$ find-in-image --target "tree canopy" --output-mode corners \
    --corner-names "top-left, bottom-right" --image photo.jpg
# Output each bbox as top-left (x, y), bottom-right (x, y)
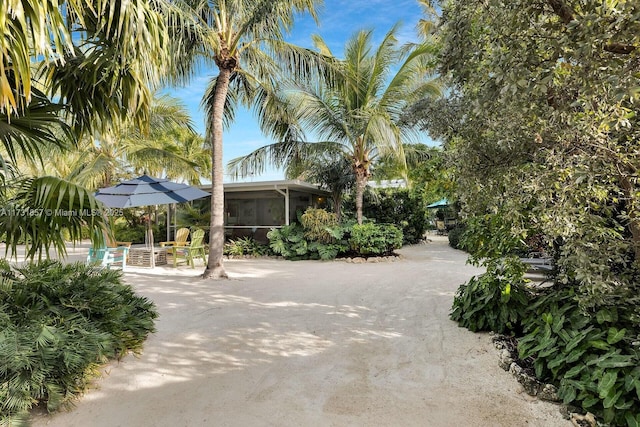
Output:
top-left (431, 0), bottom-right (640, 307)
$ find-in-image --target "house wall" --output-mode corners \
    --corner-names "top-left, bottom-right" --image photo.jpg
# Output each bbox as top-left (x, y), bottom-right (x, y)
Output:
top-left (224, 189), bottom-right (328, 242)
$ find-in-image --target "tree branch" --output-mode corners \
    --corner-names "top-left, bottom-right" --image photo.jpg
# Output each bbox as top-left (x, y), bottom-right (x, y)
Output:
top-left (604, 42), bottom-right (636, 55)
top-left (547, 0), bottom-right (574, 24)
top-left (547, 1), bottom-right (636, 55)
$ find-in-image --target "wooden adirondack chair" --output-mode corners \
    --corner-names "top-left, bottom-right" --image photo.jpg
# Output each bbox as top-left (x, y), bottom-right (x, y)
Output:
top-left (87, 230), bottom-right (129, 270)
top-left (170, 229), bottom-right (207, 268)
top-left (160, 227), bottom-right (190, 248)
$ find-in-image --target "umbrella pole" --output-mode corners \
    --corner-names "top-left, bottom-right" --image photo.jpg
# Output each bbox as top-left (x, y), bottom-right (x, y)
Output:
top-left (145, 206), bottom-right (155, 268)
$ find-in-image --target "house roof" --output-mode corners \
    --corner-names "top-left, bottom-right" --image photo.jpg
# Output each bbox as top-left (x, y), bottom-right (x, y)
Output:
top-left (202, 180), bottom-right (330, 195)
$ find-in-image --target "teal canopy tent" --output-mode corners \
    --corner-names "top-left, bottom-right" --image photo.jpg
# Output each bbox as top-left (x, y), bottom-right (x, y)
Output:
top-left (426, 198), bottom-right (449, 209)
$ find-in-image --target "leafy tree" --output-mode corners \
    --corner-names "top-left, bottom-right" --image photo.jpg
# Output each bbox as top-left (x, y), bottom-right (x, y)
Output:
top-left (228, 26), bottom-right (441, 225)
top-left (172, 0), bottom-right (327, 279)
top-left (431, 0), bottom-right (640, 308)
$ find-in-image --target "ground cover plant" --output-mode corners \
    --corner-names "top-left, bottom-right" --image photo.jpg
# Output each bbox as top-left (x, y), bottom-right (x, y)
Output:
top-left (0, 261), bottom-right (157, 425)
top-left (223, 236), bottom-right (270, 257)
top-left (518, 287), bottom-right (640, 426)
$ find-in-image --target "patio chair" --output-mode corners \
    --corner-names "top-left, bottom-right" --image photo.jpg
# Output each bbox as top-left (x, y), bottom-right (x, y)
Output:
top-left (160, 227), bottom-right (190, 248)
top-left (436, 220), bottom-right (447, 235)
top-left (87, 244), bottom-right (129, 271)
top-left (170, 229), bottom-right (207, 268)
top-left (106, 234), bottom-right (132, 249)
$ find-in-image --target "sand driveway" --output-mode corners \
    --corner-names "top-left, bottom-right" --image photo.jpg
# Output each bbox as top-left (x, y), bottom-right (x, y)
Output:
top-left (32, 235), bottom-right (568, 426)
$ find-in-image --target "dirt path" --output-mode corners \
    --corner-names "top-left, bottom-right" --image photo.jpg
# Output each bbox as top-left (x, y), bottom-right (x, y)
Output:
top-left (32, 236), bottom-right (569, 426)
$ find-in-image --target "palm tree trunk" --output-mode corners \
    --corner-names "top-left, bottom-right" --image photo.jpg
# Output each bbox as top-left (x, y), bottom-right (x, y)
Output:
top-left (332, 193), bottom-right (342, 222)
top-left (202, 68), bottom-right (231, 279)
top-left (355, 172), bottom-right (367, 225)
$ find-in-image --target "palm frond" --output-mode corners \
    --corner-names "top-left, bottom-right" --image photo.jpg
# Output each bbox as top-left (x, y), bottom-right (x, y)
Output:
top-left (227, 140), bottom-right (343, 180)
top-left (0, 83), bottom-right (71, 164)
top-left (1, 176), bottom-right (108, 260)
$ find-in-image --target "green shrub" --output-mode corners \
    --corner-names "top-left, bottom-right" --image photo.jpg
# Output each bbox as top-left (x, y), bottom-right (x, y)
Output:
top-left (224, 236), bottom-right (269, 257)
top-left (518, 286), bottom-right (640, 426)
top-left (267, 224), bottom-right (307, 260)
top-left (300, 208), bottom-right (338, 243)
top-left (447, 223), bottom-right (467, 250)
top-left (450, 259), bottom-right (531, 334)
top-left (268, 213), bottom-right (403, 260)
top-left (267, 224), bottom-right (349, 260)
top-left (348, 223), bottom-right (403, 256)
top-left (358, 188), bottom-right (429, 244)
top-left (0, 261), bottom-right (157, 423)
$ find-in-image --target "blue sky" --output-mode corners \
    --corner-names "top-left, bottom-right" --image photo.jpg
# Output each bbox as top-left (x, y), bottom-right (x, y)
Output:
top-left (167, 0), bottom-right (430, 182)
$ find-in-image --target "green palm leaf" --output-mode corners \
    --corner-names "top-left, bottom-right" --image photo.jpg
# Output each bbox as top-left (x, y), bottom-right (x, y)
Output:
top-left (1, 177), bottom-right (108, 260)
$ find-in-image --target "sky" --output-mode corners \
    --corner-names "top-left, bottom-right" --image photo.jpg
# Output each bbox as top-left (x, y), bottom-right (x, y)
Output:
top-left (166, 0), bottom-right (430, 182)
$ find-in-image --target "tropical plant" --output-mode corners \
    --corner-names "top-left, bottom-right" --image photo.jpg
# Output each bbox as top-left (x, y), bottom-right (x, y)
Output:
top-left (0, 176), bottom-right (108, 260)
top-left (300, 208), bottom-right (338, 243)
top-left (450, 259), bottom-right (532, 334)
top-left (358, 187), bottom-right (429, 244)
top-left (228, 26), bottom-right (441, 226)
top-left (348, 222), bottom-right (403, 256)
top-left (223, 236), bottom-right (269, 257)
top-left (434, 0), bottom-right (640, 309)
top-left (267, 220), bottom-right (350, 261)
top-left (0, 261), bottom-right (157, 423)
top-left (169, 0), bottom-right (328, 279)
top-left (0, 0), bottom-right (185, 257)
top-left (17, 94), bottom-right (208, 190)
top-left (434, 2), bottom-right (640, 423)
top-left (518, 286), bottom-right (640, 426)
top-left (289, 152), bottom-right (355, 221)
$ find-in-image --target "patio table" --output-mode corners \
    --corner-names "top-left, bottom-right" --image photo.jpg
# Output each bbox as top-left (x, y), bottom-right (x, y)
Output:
top-left (128, 245), bottom-right (167, 267)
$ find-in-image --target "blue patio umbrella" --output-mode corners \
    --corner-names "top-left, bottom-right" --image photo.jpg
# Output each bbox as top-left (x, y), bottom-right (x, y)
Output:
top-left (426, 198), bottom-right (449, 209)
top-left (95, 174), bottom-right (210, 208)
top-left (95, 175), bottom-right (210, 246)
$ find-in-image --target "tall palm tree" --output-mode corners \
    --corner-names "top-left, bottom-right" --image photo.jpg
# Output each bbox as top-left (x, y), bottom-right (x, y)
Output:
top-left (173, 0), bottom-right (325, 279)
top-left (228, 26), bottom-right (441, 224)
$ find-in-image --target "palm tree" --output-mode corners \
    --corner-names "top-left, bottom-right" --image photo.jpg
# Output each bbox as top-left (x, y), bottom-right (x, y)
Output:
top-left (14, 94), bottom-right (208, 188)
top-left (228, 26), bottom-right (441, 224)
top-left (0, 0), bottom-right (181, 258)
top-left (172, 0), bottom-right (325, 279)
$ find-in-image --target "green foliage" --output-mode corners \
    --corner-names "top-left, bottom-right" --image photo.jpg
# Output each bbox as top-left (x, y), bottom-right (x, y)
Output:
top-left (358, 187), bottom-right (428, 244)
top-left (0, 177), bottom-right (109, 260)
top-left (518, 286), bottom-right (640, 426)
top-left (450, 260), bottom-right (531, 334)
top-left (434, 0), bottom-right (640, 309)
top-left (437, 1), bottom-right (640, 423)
top-left (267, 208), bottom-right (403, 260)
top-left (267, 223), bottom-right (349, 261)
top-left (224, 237), bottom-right (269, 257)
top-left (447, 223), bottom-right (467, 250)
top-left (0, 261), bottom-right (157, 423)
top-left (348, 223), bottom-right (403, 256)
top-left (300, 208), bottom-right (338, 243)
